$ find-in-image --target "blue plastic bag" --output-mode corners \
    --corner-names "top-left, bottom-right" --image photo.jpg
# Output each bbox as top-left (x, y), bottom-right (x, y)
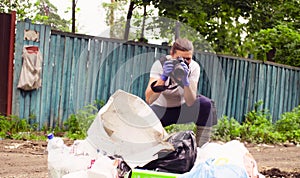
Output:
top-left (179, 158), bottom-right (248, 178)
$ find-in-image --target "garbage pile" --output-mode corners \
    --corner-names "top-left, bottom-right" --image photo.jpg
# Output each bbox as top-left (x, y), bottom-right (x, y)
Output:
top-left (47, 90), bottom-right (265, 178)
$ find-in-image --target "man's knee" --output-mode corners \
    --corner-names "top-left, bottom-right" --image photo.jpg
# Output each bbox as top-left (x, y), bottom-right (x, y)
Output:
top-left (198, 95), bottom-right (212, 112)
top-left (196, 96), bottom-right (218, 126)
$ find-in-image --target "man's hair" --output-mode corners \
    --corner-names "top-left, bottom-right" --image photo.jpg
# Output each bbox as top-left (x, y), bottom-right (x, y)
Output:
top-left (171, 38), bottom-right (194, 54)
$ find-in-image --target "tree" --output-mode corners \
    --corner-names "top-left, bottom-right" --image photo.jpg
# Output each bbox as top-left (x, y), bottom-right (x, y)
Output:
top-left (152, 0), bottom-right (249, 54)
top-left (119, 0), bottom-right (153, 41)
top-left (0, 0), bottom-right (34, 20)
top-left (33, 0), bottom-right (71, 32)
top-left (102, 0), bottom-right (128, 39)
top-left (244, 24), bottom-right (300, 67)
top-left (102, 0), bottom-right (300, 66)
top-left (246, 0), bottom-right (300, 34)
top-left (0, 0), bottom-right (71, 32)
top-left (152, 0), bottom-right (300, 66)
top-left (103, 0), bottom-right (153, 41)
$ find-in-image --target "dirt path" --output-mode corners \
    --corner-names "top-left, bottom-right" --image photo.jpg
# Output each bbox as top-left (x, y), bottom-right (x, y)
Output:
top-left (0, 139), bottom-right (299, 178)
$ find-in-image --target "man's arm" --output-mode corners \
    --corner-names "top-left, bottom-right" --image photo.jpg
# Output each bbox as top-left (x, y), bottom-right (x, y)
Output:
top-left (146, 59), bottom-right (174, 104)
top-left (145, 77), bottom-right (165, 104)
top-left (180, 62), bottom-right (198, 106)
top-left (183, 81), bottom-right (197, 106)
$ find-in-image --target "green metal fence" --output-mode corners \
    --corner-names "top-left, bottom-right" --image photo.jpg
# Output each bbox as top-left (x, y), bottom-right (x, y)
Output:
top-left (12, 21), bottom-right (300, 129)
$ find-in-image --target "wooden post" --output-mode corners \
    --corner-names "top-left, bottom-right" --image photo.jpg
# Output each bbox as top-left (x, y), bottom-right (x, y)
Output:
top-left (7, 11), bottom-right (16, 116)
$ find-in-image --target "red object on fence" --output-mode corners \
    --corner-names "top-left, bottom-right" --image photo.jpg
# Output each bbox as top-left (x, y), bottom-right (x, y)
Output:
top-left (25, 46), bottom-right (39, 53)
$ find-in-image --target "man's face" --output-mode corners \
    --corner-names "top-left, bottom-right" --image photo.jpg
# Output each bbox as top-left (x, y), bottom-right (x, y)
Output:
top-left (172, 50), bottom-right (193, 65)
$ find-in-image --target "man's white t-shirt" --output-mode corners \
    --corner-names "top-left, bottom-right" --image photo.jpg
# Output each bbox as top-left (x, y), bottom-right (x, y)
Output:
top-left (150, 55), bottom-right (200, 107)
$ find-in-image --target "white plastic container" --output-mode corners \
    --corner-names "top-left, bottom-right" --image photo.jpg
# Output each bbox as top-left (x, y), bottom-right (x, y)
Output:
top-left (47, 134), bottom-right (97, 178)
top-left (47, 133), bottom-right (70, 178)
top-left (47, 133), bottom-right (65, 151)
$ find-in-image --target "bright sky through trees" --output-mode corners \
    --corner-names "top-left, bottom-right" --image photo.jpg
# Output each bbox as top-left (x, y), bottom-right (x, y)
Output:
top-left (50, 0), bottom-right (110, 36)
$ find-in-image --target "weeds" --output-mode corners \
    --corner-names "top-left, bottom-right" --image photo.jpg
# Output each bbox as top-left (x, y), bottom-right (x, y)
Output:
top-left (63, 102), bottom-right (102, 140)
top-left (1, 100), bottom-right (299, 144)
top-left (274, 105), bottom-right (300, 143)
top-left (0, 115), bottom-right (45, 140)
top-left (211, 116), bottom-right (241, 142)
top-left (212, 101), bottom-right (300, 144)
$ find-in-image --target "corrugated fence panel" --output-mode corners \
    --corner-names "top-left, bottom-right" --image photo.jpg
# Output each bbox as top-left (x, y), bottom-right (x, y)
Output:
top-left (12, 22), bottom-right (51, 128)
top-left (91, 39), bottom-right (103, 104)
top-left (77, 38), bottom-right (89, 110)
top-left (217, 56), bottom-right (300, 122)
top-left (46, 31), bottom-right (57, 127)
top-left (12, 22), bottom-right (300, 129)
top-left (108, 42), bottom-right (123, 98)
top-left (49, 34), bottom-right (62, 127)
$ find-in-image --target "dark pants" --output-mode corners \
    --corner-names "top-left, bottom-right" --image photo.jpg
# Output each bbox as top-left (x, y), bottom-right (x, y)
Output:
top-left (150, 95), bottom-right (217, 127)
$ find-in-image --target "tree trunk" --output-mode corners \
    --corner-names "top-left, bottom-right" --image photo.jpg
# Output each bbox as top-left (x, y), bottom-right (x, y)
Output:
top-left (140, 4), bottom-right (146, 40)
top-left (72, 0), bottom-right (76, 33)
top-left (175, 21), bottom-right (180, 40)
top-left (109, 0), bottom-right (115, 38)
top-left (124, 1), bottom-right (135, 40)
top-left (266, 47), bottom-right (276, 62)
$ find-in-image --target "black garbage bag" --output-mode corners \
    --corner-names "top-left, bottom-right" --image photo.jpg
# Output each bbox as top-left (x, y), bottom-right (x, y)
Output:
top-left (136, 130), bottom-right (197, 174)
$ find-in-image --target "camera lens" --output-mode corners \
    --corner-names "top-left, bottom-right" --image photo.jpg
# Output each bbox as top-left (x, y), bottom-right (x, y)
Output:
top-left (172, 59), bottom-right (185, 79)
top-left (173, 67), bottom-right (185, 78)
top-left (177, 57), bottom-right (184, 63)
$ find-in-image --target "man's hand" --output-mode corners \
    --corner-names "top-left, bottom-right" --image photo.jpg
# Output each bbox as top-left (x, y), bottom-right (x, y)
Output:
top-left (181, 62), bottom-right (190, 86)
top-left (161, 60), bottom-right (174, 81)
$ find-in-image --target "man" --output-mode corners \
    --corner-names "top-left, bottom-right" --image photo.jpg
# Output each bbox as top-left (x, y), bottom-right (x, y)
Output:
top-left (145, 38), bottom-right (217, 147)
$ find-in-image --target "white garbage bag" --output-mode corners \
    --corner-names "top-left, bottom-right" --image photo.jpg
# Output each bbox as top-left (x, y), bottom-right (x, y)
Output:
top-left (193, 140), bottom-right (265, 178)
top-left (86, 90), bottom-right (173, 167)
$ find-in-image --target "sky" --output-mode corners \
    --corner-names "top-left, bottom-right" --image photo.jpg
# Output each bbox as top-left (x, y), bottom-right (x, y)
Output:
top-left (50, 0), bottom-right (110, 37)
top-left (48, 0), bottom-right (166, 44)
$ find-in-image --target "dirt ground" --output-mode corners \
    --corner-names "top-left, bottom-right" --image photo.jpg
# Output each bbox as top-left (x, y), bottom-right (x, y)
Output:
top-left (0, 139), bottom-right (300, 178)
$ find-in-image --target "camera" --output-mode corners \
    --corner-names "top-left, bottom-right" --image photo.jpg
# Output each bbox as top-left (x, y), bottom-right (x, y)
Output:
top-left (171, 57), bottom-right (186, 79)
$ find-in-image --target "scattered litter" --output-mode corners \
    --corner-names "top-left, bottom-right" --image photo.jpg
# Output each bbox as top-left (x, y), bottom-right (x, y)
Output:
top-left (257, 144), bottom-right (274, 148)
top-left (4, 143), bottom-right (23, 149)
top-left (47, 90), bottom-right (264, 178)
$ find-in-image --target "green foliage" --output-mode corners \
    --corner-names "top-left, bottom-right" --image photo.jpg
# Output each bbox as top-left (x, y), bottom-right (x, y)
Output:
top-left (240, 104), bottom-right (275, 144)
top-left (0, 0), bottom-right (34, 21)
top-left (152, 0), bottom-right (300, 66)
top-left (64, 114), bottom-right (85, 140)
top-left (237, 100), bottom-right (282, 144)
top-left (246, 0), bottom-right (300, 34)
top-left (33, 0), bottom-right (71, 32)
top-left (274, 106), bottom-right (300, 143)
top-left (163, 100), bottom-right (300, 145)
top-left (211, 116), bottom-right (241, 142)
top-left (102, 0), bottom-right (129, 39)
top-left (0, 115), bottom-right (29, 137)
top-left (94, 99), bottom-right (106, 111)
top-left (64, 102), bottom-right (102, 140)
top-left (164, 123), bottom-right (195, 134)
top-left (0, 115), bottom-right (11, 138)
top-left (243, 24), bottom-right (300, 67)
top-left (0, 98), bottom-right (299, 144)
top-left (212, 101), bottom-right (300, 144)
top-left (0, 0), bottom-right (71, 32)
top-left (0, 114), bottom-right (45, 140)
top-left (11, 131), bottom-right (46, 141)
top-left (0, 99), bottom-right (103, 141)
top-left (152, 0), bottom-right (248, 55)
